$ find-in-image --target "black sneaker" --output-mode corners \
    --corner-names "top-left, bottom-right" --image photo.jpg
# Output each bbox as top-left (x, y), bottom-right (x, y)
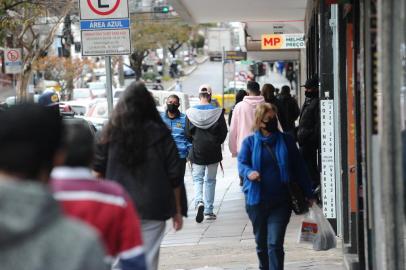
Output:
top-left (195, 202), bottom-right (204, 223)
top-left (204, 213), bottom-right (217, 220)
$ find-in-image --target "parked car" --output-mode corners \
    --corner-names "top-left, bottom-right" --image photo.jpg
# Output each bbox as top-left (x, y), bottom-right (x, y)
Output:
top-left (87, 82), bottom-right (106, 98)
top-left (72, 88), bottom-right (95, 100)
top-left (63, 99), bottom-right (97, 116)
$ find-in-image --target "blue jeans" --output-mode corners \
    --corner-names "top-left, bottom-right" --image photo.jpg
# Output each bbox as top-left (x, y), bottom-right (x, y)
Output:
top-left (246, 202), bottom-right (292, 270)
top-left (192, 163), bottom-right (218, 214)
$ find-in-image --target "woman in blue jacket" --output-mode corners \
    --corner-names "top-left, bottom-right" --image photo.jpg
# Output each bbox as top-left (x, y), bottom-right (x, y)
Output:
top-left (238, 103), bottom-right (314, 270)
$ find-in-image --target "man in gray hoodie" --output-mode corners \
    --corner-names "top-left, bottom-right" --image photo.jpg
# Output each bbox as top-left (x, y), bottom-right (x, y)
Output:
top-left (186, 85), bottom-right (228, 223)
top-left (0, 104), bottom-right (107, 270)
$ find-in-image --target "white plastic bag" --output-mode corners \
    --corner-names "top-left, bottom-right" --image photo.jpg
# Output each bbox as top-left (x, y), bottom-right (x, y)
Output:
top-left (298, 205), bottom-right (337, 251)
top-left (298, 207), bottom-right (318, 244)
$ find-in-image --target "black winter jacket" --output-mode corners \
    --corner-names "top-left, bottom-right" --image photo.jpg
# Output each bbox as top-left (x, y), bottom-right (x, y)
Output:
top-left (277, 94), bottom-right (300, 132)
top-left (93, 121), bottom-right (182, 221)
top-left (186, 108), bottom-right (228, 165)
top-left (297, 97), bottom-right (320, 148)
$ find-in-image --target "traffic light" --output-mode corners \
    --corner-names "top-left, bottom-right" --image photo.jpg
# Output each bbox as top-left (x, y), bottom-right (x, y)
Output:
top-left (153, 5), bottom-right (170, 13)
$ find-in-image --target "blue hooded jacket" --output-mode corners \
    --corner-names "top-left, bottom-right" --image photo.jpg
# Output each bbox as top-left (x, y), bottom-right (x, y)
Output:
top-left (161, 112), bottom-right (191, 159)
top-left (238, 132), bottom-right (313, 206)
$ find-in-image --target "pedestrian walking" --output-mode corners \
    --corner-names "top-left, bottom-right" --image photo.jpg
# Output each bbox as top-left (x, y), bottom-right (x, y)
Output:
top-left (93, 82), bottom-right (183, 270)
top-left (185, 84), bottom-right (228, 223)
top-left (229, 81), bottom-right (265, 157)
top-left (297, 77), bottom-right (320, 189)
top-left (261, 83), bottom-right (281, 113)
top-left (0, 104), bottom-right (107, 270)
top-left (161, 94), bottom-right (192, 217)
top-left (238, 103), bottom-right (314, 270)
top-left (51, 122), bottom-right (146, 270)
top-left (229, 81), bottom-right (265, 185)
top-left (277, 85), bottom-right (300, 136)
top-left (228, 89), bottom-right (248, 125)
top-left (175, 80), bottom-right (183, 92)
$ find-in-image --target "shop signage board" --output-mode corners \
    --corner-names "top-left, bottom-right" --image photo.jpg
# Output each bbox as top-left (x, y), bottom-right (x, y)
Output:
top-left (261, 34), bottom-right (305, 50)
top-left (225, 51), bottom-right (247, 61)
top-left (79, 0), bottom-right (131, 56)
top-left (320, 99), bottom-right (337, 219)
top-left (4, 48), bottom-right (22, 74)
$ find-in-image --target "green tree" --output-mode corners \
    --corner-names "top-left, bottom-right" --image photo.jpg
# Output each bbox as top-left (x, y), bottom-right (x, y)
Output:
top-left (0, 0), bottom-right (74, 99)
top-left (130, 15), bottom-right (167, 80)
top-left (162, 22), bottom-right (191, 58)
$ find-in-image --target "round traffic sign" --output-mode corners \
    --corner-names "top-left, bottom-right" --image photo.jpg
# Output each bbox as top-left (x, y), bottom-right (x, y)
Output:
top-left (7, 50), bottom-right (19, 62)
top-left (87, 0), bottom-right (121, 16)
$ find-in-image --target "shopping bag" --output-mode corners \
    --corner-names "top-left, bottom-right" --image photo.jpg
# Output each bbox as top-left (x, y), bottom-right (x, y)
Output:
top-left (310, 205), bottom-right (337, 251)
top-left (298, 209), bottom-right (318, 244)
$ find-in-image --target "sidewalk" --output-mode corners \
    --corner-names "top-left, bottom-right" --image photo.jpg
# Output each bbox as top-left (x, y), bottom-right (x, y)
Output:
top-left (159, 150), bottom-right (344, 270)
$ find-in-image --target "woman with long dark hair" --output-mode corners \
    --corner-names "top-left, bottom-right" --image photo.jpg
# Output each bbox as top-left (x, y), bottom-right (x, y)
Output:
top-left (94, 82), bottom-right (183, 270)
top-left (238, 103), bottom-right (314, 270)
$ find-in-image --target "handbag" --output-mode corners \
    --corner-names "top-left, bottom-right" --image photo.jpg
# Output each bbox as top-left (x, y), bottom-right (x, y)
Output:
top-left (264, 142), bottom-right (309, 215)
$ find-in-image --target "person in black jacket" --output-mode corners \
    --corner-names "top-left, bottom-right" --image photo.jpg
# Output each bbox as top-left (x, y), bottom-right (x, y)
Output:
top-left (297, 77), bottom-right (320, 188)
top-left (228, 89), bottom-right (248, 125)
top-left (278, 85), bottom-right (300, 135)
top-left (186, 84), bottom-right (228, 223)
top-left (93, 82), bottom-right (183, 270)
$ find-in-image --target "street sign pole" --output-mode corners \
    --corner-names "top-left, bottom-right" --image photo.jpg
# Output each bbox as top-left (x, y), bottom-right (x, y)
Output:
top-left (222, 47), bottom-right (225, 109)
top-left (105, 56), bottom-right (114, 114)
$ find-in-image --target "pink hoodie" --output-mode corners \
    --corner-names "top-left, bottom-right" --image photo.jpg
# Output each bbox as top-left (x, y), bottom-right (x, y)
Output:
top-left (229, 95), bottom-right (265, 156)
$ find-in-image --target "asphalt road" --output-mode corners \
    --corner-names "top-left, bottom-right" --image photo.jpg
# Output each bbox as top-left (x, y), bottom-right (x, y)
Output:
top-left (181, 60), bottom-right (223, 97)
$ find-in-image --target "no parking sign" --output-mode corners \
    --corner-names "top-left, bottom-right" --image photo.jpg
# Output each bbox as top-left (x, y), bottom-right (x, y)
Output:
top-left (79, 0), bottom-right (131, 56)
top-left (4, 48), bottom-right (22, 74)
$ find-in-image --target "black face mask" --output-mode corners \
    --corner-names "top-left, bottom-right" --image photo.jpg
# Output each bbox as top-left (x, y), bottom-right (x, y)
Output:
top-left (167, 103), bottom-right (179, 113)
top-left (305, 91), bottom-right (318, 98)
top-left (263, 118), bottom-right (278, 133)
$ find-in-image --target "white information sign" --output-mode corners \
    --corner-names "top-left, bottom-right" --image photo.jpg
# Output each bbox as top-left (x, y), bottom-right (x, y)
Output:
top-left (79, 0), bottom-right (131, 56)
top-left (5, 48), bottom-right (22, 74)
top-left (320, 99), bottom-right (337, 219)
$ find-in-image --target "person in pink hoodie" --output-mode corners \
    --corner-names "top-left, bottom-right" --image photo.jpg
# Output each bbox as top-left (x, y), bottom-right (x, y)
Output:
top-left (229, 81), bottom-right (265, 158)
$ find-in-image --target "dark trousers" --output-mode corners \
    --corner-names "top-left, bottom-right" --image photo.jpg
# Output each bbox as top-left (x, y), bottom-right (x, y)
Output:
top-left (246, 203), bottom-right (291, 270)
top-left (300, 144), bottom-right (320, 187)
top-left (179, 159), bottom-right (188, 217)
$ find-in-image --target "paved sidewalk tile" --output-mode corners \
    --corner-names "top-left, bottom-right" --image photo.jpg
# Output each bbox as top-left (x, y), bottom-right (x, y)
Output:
top-left (160, 150), bottom-right (344, 270)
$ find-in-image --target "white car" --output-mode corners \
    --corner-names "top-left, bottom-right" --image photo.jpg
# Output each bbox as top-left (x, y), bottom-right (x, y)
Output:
top-left (72, 88), bottom-right (95, 101)
top-left (63, 99), bottom-right (97, 116)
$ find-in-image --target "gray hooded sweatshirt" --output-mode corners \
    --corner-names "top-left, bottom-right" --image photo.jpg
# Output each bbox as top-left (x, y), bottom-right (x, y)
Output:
top-left (0, 179), bottom-right (108, 270)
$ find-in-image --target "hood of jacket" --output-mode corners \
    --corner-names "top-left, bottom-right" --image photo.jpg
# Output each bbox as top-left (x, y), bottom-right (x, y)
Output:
top-left (186, 107), bottom-right (223, 129)
top-left (242, 96), bottom-right (265, 107)
top-left (0, 179), bottom-right (60, 246)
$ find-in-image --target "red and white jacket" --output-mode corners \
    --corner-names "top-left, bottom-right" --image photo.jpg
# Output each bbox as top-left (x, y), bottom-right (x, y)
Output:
top-left (50, 167), bottom-right (146, 270)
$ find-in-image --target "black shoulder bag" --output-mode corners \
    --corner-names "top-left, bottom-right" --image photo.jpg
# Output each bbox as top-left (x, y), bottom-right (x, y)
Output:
top-left (264, 142), bottom-right (309, 215)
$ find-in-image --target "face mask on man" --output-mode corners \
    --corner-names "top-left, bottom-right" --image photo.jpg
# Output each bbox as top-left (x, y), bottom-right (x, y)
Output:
top-left (167, 103), bottom-right (179, 113)
top-left (262, 117), bottom-right (278, 133)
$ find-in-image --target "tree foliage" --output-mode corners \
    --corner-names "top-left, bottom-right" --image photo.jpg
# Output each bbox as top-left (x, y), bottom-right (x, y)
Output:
top-left (129, 15), bottom-right (192, 80)
top-left (0, 0), bottom-right (74, 99)
top-left (33, 56), bottom-right (94, 99)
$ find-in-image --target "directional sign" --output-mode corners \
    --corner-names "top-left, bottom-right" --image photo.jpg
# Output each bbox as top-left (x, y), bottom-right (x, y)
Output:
top-left (79, 0), bottom-right (131, 56)
top-left (5, 48), bottom-right (22, 74)
top-left (79, 0), bottom-right (129, 20)
top-left (225, 51), bottom-right (247, 61)
top-left (261, 34), bottom-right (305, 50)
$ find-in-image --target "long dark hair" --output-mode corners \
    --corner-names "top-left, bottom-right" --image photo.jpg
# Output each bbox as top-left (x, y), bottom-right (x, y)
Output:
top-left (102, 81), bottom-right (166, 168)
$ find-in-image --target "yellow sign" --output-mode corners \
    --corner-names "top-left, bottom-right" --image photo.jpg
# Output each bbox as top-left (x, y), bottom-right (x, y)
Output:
top-left (261, 34), bottom-right (305, 50)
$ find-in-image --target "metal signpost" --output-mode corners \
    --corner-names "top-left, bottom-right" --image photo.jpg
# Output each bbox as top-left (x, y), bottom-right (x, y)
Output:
top-left (79, 0), bottom-right (131, 114)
